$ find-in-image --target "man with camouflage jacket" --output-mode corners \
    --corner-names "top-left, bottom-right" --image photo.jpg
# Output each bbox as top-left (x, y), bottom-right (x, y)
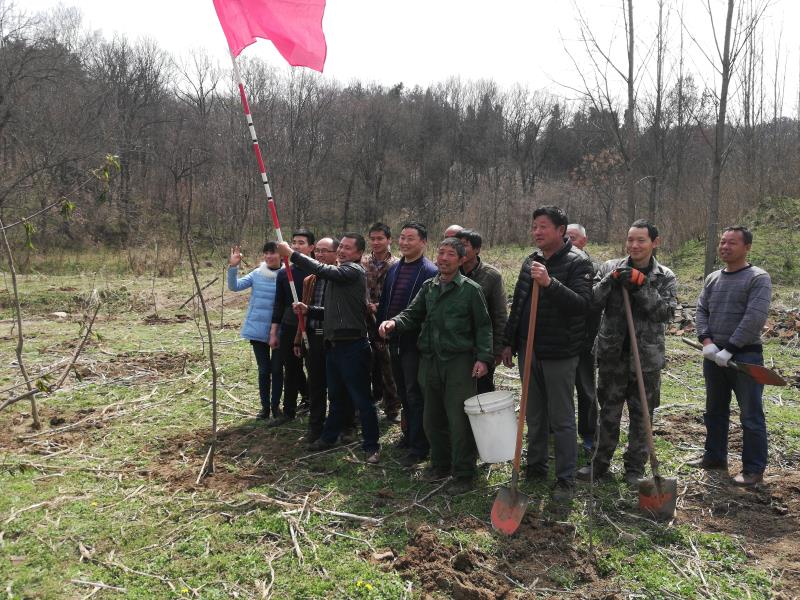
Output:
top-left (577, 219), bottom-right (677, 487)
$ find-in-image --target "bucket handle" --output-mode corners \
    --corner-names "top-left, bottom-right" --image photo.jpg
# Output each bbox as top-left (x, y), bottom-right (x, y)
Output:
top-left (472, 376), bottom-right (486, 414)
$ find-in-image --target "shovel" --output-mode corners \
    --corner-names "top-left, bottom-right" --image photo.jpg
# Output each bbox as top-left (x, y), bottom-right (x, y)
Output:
top-left (622, 287), bottom-right (677, 520)
top-left (681, 338), bottom-right (787, 386)
top-left (491, 281), bottom-right (539, 535)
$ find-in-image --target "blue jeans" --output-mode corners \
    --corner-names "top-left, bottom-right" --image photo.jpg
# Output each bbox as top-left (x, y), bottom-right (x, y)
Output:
top-left (250, 340), bottom-right (283, 415)
top-left (703, 351), bottom-right (767, 474)
top-left (321, 339), bottom-right (380, 453)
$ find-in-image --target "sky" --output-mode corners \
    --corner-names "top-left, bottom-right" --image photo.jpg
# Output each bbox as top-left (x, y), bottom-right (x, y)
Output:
top-left (17, 0), bottom-right (800, 115)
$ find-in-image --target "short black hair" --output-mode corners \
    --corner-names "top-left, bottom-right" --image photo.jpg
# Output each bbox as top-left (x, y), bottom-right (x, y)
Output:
top-left (368, 222), bottom-right (391, 238)
top-left (292, 228), bottom-right (316, 245)
top-left (341, 232), bottom-right (366, 252)
top-left (532, 205), bottom-right (568, 231)
top-left (440, 237), bottom-right (466, 258)
top-left (723, 225), bottom-right (753, 245)
top-left (262, 241), bottom-right (277, 253)
top-left (630, 219), bottom-right (659, 242)
top-left (454, 228), bottom-right (482, 250)
top-left (400, 221), bottom-right (428, 241)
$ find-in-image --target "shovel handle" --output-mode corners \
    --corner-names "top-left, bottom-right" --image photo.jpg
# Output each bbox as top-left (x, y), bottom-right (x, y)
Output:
top-left (621, 287), bottom-right (661, 479)
top-left (513, 281), bottom-right (539, 475)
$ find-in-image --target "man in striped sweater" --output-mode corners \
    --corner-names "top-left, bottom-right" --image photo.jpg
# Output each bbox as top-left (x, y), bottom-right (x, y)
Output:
top-left (692, 226), bottom-right (772, 486)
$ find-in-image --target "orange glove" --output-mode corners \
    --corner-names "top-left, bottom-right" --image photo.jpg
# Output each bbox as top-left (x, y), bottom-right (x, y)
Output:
top-left (611, 267), bottom-right (646, 290)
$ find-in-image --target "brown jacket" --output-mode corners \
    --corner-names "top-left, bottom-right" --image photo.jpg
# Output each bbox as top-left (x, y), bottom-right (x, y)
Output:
top-left (293, 275), bottom-right (320, 346)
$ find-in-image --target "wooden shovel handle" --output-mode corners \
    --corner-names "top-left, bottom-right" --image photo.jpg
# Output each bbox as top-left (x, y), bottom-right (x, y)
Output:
top-left (513, 281), bottom-right (539, 474)
top-left (621, 286), bottom-right (661, 478)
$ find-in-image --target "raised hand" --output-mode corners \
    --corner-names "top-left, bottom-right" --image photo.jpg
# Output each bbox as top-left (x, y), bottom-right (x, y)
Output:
top-left (229, 245), bottom-right (242, 267)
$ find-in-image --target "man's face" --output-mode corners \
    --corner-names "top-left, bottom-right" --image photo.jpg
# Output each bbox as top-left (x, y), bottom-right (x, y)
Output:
top-left (460, 239), bottom-right (478, 264)
top-left (337, 237), bottom-right (362, 263)
top-left (398, 228), bottom-right (425, 259)
top-left (532, 215), bottom-right (564, 251)
top-left (314, 238), bottom-right (338, 265)
top-left (718, 230), bottom-right (750, 264)
top-left (436, 244), bottom-right (464, 276)
top-left (264, 250), bottom-right (281, 269)
top-left (368, 231), bottom-right (390, 255)
top-left (626, 227), bottom-right (658, 264)
top-left (567, 227), bottom-right (587, 250)
top-left (291, 235), bottom-right (314, 256)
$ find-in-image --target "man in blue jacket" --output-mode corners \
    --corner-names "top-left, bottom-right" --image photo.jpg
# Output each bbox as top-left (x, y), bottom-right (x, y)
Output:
top-left (377, 222), bottom-right (438, 467)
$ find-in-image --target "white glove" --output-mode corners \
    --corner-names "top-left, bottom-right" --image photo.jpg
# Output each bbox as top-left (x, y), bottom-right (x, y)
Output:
top-left (713, 349), bottom-right (733, 368)
top-left (702, 343), bottom-right (720, 361)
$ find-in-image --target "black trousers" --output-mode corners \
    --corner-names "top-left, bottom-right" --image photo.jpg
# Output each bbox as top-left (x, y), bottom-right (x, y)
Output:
top-left (279, 326), bottom-right (303, 418)
top-left (306, 332), bottom-right (328, 436)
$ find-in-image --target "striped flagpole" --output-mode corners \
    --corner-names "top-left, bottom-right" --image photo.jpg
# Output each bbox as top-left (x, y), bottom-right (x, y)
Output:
top-left (229, 53), bottom-right (309, 349)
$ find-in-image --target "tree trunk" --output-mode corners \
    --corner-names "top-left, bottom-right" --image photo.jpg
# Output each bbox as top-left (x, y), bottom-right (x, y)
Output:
top-left (625, 0), bottom-right (636, 222)
top-left (704, 0), bottom-right (735, 277)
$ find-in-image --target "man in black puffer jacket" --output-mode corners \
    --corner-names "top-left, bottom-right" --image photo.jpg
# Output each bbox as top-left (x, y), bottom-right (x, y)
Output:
top-left (502, 206), bottom-right (594, 501)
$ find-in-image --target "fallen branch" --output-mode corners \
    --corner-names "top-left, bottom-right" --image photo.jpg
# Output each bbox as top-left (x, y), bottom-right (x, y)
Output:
top-left (178, 276), bottom-right (219, 310)
top-left (55, 291), bottom-right (101, 389)
top-left (70, 580), bottom-right (126, 593)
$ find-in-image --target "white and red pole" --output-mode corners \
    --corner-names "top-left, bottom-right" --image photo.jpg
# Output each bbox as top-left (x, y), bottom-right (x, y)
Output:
top-left (229, 53), bottom-right (309, 348)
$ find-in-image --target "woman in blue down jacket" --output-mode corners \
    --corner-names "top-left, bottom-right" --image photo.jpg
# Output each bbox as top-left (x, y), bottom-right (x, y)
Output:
top-left (228, 241), bottom-right (283, 419)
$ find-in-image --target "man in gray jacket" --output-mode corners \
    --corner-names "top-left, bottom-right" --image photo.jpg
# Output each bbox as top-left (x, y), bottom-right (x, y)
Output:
top-left (277, 234), bottom-right (380, 463)
top-left (691, 226), bottom-right (772, 486)
top-left (455, 229), bottom-right (507, 393)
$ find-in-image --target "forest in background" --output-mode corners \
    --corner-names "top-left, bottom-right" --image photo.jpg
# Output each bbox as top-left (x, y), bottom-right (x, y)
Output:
top-left (1, 0), bottom-right (799, 263)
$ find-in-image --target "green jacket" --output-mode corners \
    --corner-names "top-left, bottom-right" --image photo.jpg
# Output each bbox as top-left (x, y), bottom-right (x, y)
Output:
top-left (463, 258), bottom-right (508, 357)
top-left (392, 272), bottom-right (494, 365)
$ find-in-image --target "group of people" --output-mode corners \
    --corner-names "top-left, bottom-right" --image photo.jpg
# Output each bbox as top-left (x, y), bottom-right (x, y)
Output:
top-left (228, 206), bottom-right (772, 498)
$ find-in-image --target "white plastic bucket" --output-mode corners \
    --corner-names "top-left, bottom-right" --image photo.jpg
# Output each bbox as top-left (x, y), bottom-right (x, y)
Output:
top-left (463, 391), bottom-right (517, 463)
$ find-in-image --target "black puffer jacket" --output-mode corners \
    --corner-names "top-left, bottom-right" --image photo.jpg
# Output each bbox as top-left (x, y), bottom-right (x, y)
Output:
top-left (503, 239), bottom-right (594, 359)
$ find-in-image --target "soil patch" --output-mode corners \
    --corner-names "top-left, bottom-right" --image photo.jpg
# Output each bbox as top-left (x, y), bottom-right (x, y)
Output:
top-left (681, 469), bottom-right (800, 596)
top-left (71, 350), bottom-right (201, 381)
top-left (142, 313), bottom-right (192, 325)
top-left (149, 422), bottom-right (305, 493)
top-left (394, 520), bottom-right (615, 599)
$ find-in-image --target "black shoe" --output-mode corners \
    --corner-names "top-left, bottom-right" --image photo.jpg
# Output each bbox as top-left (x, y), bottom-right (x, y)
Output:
top-left (305, 430), bottom-right (321, 444)
top-left (256, 410), bottom-right (269, 420)
top-left (687, 456), bottom-right (728, 471)
top-left (576, 465), bottom-right (609, 482)
top-left (267, 415), bottom-right (293, 428)
top-left (420, 465), bottom-right (450, 482)
top-left (624, 471), bottom-right (644, 488)
top-left (394, 437), bottom-right (410, 450)
top-left (308, 438), bottom-right (335, 451)
top-left (340, 429), bottom-right (357, 444)
top-left (552, 479), bottom-right (575, 502)
top-left (446, 477), bottom-right (475, 496)
top-left (525, 466), bottom-right (548, 482)
top-left (398, 453), bottom-right (425, 468)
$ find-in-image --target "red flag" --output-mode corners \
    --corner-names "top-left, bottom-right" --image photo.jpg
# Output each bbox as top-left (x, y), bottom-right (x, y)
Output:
top-left (213, 0), bottom-right (327, 71)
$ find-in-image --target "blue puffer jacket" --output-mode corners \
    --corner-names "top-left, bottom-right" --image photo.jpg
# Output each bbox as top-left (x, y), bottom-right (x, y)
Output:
top-left (227, 263), bottom-right (280, 342)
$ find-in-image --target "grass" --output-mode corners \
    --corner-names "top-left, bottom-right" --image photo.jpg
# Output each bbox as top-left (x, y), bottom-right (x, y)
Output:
top-left (1, 233), bottom-right (799, 599)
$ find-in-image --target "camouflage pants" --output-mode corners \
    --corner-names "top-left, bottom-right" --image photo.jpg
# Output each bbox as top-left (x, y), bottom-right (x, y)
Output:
top-left (593, 359), bottom-right (661, 476)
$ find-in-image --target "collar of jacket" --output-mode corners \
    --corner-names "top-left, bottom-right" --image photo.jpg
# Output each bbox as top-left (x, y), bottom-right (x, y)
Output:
top-left (460, 256), bottom-right (482, 277)
top-left (621, 255), bottom-right (666, 278)
top-left (434, 271), bottom-right (465, 287)
top-left (533, 237), bottom-right (573, 264)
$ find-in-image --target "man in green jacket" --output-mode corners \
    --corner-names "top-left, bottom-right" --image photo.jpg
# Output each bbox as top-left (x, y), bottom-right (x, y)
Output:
top-left (455, 229), bottom-right (508, 394)
top-left (379, 238), bottom-right (493, 495)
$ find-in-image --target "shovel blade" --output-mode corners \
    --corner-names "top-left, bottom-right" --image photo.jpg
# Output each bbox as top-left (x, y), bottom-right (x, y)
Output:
top-left (638, 476), bottom-right (678, 520)
top-left (734, 361), bottom-right (788, 386)
top-left (491, 486), bottom-right (529, 535)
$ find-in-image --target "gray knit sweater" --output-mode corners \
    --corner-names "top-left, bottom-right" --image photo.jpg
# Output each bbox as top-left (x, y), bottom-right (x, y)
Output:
top-left (695, 264), bottom-right (772, 352)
